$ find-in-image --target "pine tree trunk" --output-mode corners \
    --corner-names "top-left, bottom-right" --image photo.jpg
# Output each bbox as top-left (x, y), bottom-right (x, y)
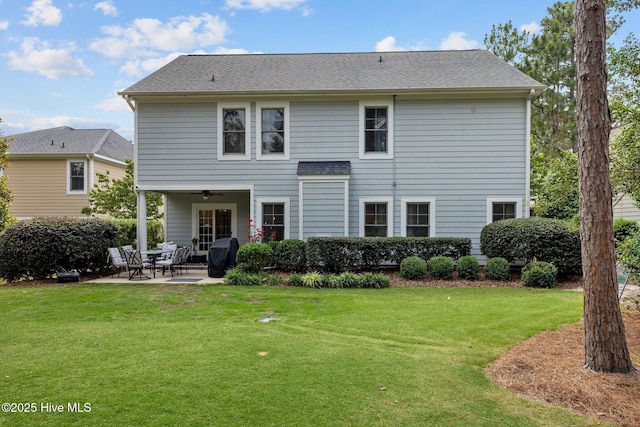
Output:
top-left (575, 0), bottom-right (633, 373)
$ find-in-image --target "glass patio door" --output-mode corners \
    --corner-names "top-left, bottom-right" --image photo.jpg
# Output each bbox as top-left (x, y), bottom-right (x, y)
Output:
top-left (195, 204), bottom-right (236, 253)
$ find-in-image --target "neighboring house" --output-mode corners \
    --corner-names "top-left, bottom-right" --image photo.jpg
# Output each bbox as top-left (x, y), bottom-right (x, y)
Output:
top-left (6, 126), bottom-right (133, 219)
top-left (610, 127), bottom-right (640, 222)
top-left (120, 50), bottom-right (544, 257)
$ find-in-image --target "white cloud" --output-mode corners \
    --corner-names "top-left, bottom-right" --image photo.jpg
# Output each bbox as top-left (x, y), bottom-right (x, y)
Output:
top-left (0, 20), bottom-right (9, 30)
top-left (119, 52), bottom-right (183, 77)
top-left (438, 32), bottom-right (479, 50)
top-left (375, 36), bottom-right (406, 52)
top-left (8, 37), bottom-right (93, 79)
top-left (301, 6), bottom-right (312, 16)
top-left (95, 92), bottom-right (131, 113)
top-left (89, 13), bottom-right (229, 59)
top-left (94, 0), bottom-right (118, 17)
top-left (375, 36), bottom-right (428, 52)
top-left (224, 0), bottom-right (307, 12)
top-left (520, 21), bottom-right (541, 34)
top-left (30, 115), bottom-right (115, 130)
top-left (22, 0), bottom-right (62, 27)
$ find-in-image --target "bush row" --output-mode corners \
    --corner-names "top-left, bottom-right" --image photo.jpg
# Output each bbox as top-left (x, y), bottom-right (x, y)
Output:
top-left (398, 255), bottom-right (507, 281)
top-left (480, 217), bottom-right (581, 276)
top-left (0, 217), bottom-right (164, 282)
top-left (225, 268), bottom-right (390, 289)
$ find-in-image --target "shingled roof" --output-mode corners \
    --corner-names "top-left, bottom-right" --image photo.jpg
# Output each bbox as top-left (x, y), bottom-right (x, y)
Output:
top-left (120, 50), bottom-right (544, 96)
top-left (9, 126), bottom-right (133, 162)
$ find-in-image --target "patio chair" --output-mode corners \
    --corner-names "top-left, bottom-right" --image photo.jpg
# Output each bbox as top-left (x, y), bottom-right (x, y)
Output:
top-left (107, 247), bottom-right (127, 277)
top-left (123, 249), bottom-right (152, 280)
top-left (156, 246), bottom-right (188, 277)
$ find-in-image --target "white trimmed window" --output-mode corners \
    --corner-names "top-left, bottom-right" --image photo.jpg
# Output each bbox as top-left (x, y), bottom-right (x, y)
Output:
top-left (401, 198), bottom-right (436, 237)
top-left (257, 198), bottom-right (290, 240)
top-left (359, 100), bottom-right (394, 160)
top-left (359, 197), bottom-right (393, 237)
top-left (217, 103), bottom-right (251, 160)
top-left (486, 198), bottom-right (523, 223)
top-left (256, 102), bottom-right (290, 160)
top-left (67, 160), bottom-right (86, 194)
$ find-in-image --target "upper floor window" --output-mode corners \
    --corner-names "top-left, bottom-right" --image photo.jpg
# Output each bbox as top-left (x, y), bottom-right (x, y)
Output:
top-left (67, 160), bottom-right (86, 194)
top-left (359, 100), bottom-right (394, 160)
top-left (486, 198), bottom-right (523, 223)
top-left (217, 103), bottom-right (250, 160)
top-left (256, 102), bottom-right (290, 160)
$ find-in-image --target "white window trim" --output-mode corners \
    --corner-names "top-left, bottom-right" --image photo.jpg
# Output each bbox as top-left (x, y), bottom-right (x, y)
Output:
top-left (400, 197), bottom-right (436, 237)
top-left (256, 101), bottom-right (290, 161)
top-left (256, 197), bottom-right (291, 240)
top-left (67, 159), bottom-right (87, 195)
top-left (359, 100), bottom-right (394, 160)
top-left (359, 197), bottom-right (394, 237)
top-left (217, 102), bottom-right (251, 161)
top-left (486, 197), bottom-right (523, 224)
top-left (298, 176), bottom-right (350, 239)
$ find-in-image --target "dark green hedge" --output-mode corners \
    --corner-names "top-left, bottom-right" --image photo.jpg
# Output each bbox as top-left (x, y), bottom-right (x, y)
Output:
top-left (480, 217), bottom-right (581, 276)
top-left (306, 237), bottom-right (472, 273)
top-left (0, 217), bottom-right (118, 282)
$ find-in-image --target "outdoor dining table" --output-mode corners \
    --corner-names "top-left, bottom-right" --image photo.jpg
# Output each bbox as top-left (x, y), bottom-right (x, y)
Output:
top-left (142, 249), bottom-right (169, 278)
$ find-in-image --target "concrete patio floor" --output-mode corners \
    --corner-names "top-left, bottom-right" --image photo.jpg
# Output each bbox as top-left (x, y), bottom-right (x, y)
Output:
top-left (85, 267), bottom-right (225, 285)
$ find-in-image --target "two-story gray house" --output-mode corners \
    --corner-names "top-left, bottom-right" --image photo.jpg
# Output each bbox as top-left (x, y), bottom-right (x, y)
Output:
top-left (120, 50), bottom-right (544, 258)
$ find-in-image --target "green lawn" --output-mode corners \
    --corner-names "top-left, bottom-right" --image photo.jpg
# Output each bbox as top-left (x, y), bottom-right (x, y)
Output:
top-left (0, 283), bottom-right (608, 426)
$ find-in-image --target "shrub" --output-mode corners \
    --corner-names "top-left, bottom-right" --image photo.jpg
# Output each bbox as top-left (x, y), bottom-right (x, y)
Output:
top-left (0, 217), bottom-right (118, 282)
top-left (614, 218), bottom-right (639, 247)
top-left (400, 256), bottom-right (427, 279)
top-left (301, 271), bottom-right (322, 288)
top-left (456, 256), bottom-right (479, 280)
top-left (484, 257), bottom-right (511, 280)
top-left (321, 274), bottom-right (340, 288)
top-left (337, 272), bottom-right (362, 288)
top-left (274, 239), bottom-right (307, 272)
top-left (521, 261), bottom-right (558, 288)
top-left (427, 256), bottom-right (454, 279)
top-left (224, 268), bottom-right (267, 286)
top-left (480, 217), bottom-right (581, 276)
top-left (287, 273), bottom-right (304, 287)
top-left (236, 242), bottom-right (273, 273)
top-left (112, 218), bottom-right (164, 249)
top-left (360, 272), bottom-right (390, 289)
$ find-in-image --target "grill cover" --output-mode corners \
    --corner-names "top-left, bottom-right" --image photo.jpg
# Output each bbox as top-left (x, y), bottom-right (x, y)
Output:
top-left (207, 238), bottom-right (239, 278)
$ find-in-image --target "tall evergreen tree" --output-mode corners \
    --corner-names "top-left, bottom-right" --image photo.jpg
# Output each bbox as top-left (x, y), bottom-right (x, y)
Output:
top-left (0, 119), bottom-right (15, 232)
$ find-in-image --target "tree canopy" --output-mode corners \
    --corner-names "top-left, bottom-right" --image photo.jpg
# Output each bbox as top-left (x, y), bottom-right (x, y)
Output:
top-left (81, 158), bottom-right (163, 220)
top-left (0, 118), bottom-right (15, 232)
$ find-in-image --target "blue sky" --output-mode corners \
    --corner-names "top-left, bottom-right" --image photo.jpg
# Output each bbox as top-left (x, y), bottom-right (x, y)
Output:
top-left (1, 0), bottom-right (637, 141)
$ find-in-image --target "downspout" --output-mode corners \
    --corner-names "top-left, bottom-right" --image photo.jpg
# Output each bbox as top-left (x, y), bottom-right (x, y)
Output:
top-left (392, 94), bottom-right (397, 235)
top-left (525, 89), bottom-right (534, 218)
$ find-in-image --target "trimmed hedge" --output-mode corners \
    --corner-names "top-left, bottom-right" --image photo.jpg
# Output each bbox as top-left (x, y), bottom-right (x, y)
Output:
top-left (274, 239), bottom-right (307, 272)
top-left (484, 257), bottom-right (511, 280)
top-left (236, 242), bottom-right (273, 273)
top-left (427, 256), bottom-right (454, 279)
top-left (521, 261), bottom-right (558, 288)
top-left (400, 256), bottom-right (428, 279)
top-left (306, 237), bottom-right (471, 273)
top-left (0, 217), bottom-right (118, 282)
top-left (456, 256), bottom-right (479, 280)
top-left (480, 217), bottom-right (581, 276)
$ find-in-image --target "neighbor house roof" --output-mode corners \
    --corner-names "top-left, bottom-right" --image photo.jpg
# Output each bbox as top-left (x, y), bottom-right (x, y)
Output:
top-left (9, 126), bottom-right (133, 163)
top-left (120, 50), bottom-right (545, 97)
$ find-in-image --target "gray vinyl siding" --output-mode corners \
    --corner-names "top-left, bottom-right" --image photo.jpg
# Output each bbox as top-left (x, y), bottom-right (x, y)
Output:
top-left (301, 181), bottom-right (346, 239)
top-left (136, 97), bottom-right (528, 256)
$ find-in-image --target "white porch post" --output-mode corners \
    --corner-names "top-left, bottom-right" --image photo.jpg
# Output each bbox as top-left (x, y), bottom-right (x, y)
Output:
top-left (137, 190), bottom-right (148, 251)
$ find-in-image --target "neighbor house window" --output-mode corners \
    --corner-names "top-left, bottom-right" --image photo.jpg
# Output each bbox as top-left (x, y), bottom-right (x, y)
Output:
top-left (217, 103), bottom-right (250, 160)
top-left (486, 198), bottom-right (523, 223)
top-left (68, 160), bottom-right (86, 193)
top-left (359, 100), bottom-right (394, 159)
top-left (257, 198), bottom-right (290, 241)
top-left (360, 197), bottom-right (393, 237)
top-left (256, 102), bottom-right (290, 160)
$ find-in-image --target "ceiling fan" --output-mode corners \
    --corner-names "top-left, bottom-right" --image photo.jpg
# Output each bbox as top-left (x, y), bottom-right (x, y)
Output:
top-left (190, 190), bottom-right (223, 200)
